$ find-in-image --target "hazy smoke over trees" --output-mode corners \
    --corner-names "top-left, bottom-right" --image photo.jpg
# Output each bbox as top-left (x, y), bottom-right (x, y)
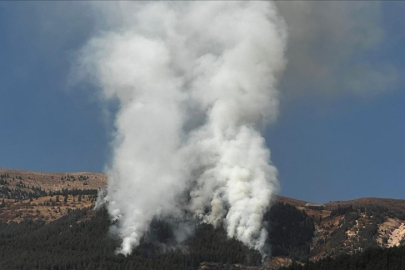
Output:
top-left (78, 1), bottom-right (287, 255)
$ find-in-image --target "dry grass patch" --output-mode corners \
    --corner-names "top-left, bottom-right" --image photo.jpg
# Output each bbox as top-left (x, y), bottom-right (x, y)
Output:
top-left (0, 195), bottom-right (95, 223)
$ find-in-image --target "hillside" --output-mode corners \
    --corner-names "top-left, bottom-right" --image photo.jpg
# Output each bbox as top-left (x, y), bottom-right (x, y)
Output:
top-left (1, 168), bottom-right (405, 269)
top-left (0, 168), bottom-right (105, 223)
top-left (0, 168), bottom-right (106, 193)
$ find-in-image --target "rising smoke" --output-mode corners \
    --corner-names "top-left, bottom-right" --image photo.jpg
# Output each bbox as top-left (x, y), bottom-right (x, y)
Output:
top-left (78, 1), bottom-right (287, 255)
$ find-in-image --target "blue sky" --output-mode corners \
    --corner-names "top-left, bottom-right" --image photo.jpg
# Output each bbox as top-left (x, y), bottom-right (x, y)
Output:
top-left (0, 2), bottom-right (404, 203)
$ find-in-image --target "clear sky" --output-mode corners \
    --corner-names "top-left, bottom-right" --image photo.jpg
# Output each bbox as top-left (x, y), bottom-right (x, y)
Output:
top-left (0, 2), bottom-right (404, 203)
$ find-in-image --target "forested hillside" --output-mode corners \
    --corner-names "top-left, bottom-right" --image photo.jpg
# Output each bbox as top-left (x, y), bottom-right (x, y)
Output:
top-left (264, 202), bottom-right (315, 261)
top-left (0, 207), bottom-right (262, 270)
top-left (1, 168), bottom-right (405, 269)
top-left (281, 246), bottom-right (405, 270)
top-left (0, 202), bottom-right (316, 270)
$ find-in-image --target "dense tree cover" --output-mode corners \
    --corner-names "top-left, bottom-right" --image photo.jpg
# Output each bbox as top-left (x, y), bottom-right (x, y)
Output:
top-left (0, 185), bottom-right (98, 203)
top-left (330, 205), bottom-right (355, 217)
top-left (3, 196), bottom-right (403, 269)
top-left (0, 171), bottom-right (98, 202)
top-left (0, 207), bottom-right (261, 270)
top-left (332, 203), bottom-right (405, 221)
top-left (0, 184), bottom-right (48, 200)
top-left (264, 202), bottom-right (315, 261)
top-left (281, 246), bottom-right (405, 270)
top-left (49, 188), bottom-right (98, 198)
top-left (60, 174), bottom-right (89, 181)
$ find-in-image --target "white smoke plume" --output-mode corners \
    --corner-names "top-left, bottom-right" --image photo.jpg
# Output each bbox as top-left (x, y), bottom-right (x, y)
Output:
top-left (78, 1), bottom-right (287, 255)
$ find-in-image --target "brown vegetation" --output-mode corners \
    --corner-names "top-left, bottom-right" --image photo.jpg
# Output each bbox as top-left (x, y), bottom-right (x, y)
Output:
top-left (0, 168), bottom-right (106, 193)
top-left (0, 195), bottom-right (95, 223)
top-left (325, 197), bottom-right (405, 213)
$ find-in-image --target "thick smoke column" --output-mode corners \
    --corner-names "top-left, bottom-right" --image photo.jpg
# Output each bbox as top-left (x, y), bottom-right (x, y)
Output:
top-left (79, 1), bottom-right (286, 255)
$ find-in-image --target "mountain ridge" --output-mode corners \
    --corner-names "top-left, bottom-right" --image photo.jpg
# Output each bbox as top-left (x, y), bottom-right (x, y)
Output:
top-left (2, 167), bottom-right (402, 207)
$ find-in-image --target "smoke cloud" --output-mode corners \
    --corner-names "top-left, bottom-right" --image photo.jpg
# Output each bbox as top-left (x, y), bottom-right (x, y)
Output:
top-left (275, 1), bottom-right (398, 99)
top-left (78, 1), bottom-right (286, 255)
